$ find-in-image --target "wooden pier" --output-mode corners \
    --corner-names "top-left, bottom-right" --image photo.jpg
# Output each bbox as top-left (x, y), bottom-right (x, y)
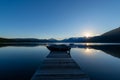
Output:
top-left (31, 50), bottom-right (90, 80)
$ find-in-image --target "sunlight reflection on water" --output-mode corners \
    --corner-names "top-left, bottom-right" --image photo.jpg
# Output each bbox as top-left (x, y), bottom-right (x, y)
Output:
top-left (72, 48), bottom-right (100, 56)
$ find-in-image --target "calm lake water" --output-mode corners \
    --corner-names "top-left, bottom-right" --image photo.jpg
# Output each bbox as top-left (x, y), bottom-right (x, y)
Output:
top-left (0, 43), bottom-right (120, 80)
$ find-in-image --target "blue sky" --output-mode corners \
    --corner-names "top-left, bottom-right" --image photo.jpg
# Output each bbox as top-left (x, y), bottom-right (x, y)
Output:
top-left (0, 0), bottom-right (120, 39)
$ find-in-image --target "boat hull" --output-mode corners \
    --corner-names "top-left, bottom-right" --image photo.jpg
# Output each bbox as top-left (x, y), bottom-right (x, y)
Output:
top-left (47, 45), bottom-right (71, 51)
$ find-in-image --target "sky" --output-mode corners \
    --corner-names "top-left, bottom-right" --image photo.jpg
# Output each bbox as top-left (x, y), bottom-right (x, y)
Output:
top-left (0, 0), bottom-right (120, 39)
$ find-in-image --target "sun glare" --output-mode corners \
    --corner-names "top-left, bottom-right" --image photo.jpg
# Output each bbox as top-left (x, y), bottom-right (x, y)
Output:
top-left (85, 33), bottom-right (91, 38)
top-left (84, 48), bottom-right (97, 55)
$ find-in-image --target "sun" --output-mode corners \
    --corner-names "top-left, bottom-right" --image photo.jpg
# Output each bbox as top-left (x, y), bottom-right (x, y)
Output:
top-left (85, 33), bottom-right (91, 38)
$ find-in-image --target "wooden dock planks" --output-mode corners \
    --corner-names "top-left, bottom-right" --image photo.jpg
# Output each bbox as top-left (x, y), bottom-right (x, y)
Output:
top-left (31, 51), bottom-right (90, 80)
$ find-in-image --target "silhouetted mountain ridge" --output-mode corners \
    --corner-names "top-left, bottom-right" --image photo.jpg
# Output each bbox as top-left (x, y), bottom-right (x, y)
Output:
top-left (0, 38), bottom-right (58, 43)
top-left (61, 37), bottom-right (86, 42)
top-left (102, 27), bottom-right (120, 37)
top-left (0, 37), bottom-right (86, 43)
top-left (87, 27), bottom-right (120, 43)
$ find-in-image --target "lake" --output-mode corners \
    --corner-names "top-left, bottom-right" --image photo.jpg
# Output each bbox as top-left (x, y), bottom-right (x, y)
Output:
top-left (0, 43), bottom-right (120, 80)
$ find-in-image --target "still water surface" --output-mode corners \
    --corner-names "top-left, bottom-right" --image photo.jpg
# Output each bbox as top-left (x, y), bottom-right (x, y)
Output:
top-left (0, 44), bottom-right (120, 80)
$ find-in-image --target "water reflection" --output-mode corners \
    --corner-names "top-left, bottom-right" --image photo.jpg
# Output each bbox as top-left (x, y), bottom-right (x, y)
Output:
top-left (71, 45), bottom-right (120, 80)
top-left (1, 43), bottom-right (120, 59)
top-left (73, 47), bottom-right (99, 56)
top-left (84, 48), bottom-right (97, 55)
top-left (0, 43), bottom-right (120, 59)
top-left (0, 43), bottom-right (120, 80)
top-left (0, 46), bottom-right (49, 80)
top-left (71, 44), bottom-right (120, 59)
top-left (88, 45), bottom-right (120, 58)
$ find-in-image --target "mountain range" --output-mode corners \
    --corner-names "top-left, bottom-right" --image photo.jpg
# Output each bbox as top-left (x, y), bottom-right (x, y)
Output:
top-left (0, 38), bottom-right (58, 43)
top-left (0, 27), bottom-right (120, 43)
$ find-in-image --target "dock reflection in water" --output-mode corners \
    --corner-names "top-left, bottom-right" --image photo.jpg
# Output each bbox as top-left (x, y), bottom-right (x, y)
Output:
top-left (31, 47), bottom-right (90, 80)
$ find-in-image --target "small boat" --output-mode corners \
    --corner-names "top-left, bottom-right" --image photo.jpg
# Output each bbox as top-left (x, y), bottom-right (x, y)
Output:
top-left (47, 44), bottom-right (71, 51)
top-left (69, 43), bottom-right (74, 46)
